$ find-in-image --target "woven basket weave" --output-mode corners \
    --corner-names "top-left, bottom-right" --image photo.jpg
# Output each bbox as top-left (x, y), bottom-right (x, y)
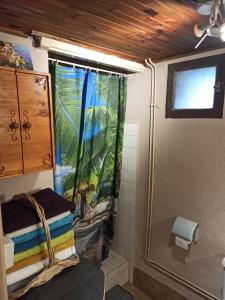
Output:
top-left (8, 193), bottom-right (79, 300)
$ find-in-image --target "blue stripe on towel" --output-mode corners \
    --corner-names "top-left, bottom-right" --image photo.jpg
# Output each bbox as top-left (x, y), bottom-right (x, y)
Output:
top-left (12, 213), bottom-right (73, 244)
top-left (14, 223), bottom-right (72, 254)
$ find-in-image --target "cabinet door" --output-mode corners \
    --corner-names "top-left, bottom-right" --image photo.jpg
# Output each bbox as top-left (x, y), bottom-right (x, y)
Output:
top-left (0, 69), bottom-right (23, 177)
top-left (16, 72), bottom-right (54, 173)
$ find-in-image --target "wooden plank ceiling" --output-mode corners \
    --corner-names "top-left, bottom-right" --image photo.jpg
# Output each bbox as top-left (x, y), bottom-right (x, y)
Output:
top-left (0, 0), bottom-right (223, 63)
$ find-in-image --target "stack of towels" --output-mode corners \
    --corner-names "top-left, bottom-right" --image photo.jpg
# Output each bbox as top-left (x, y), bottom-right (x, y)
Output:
top-left (1, 188), bottom-right (76, 291)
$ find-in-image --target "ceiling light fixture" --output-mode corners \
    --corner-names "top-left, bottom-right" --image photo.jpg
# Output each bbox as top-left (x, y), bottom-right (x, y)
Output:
top-left (194, 0), bottom-right (225, 48)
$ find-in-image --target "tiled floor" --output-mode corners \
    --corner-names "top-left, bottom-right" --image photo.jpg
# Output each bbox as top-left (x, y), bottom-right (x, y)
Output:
top-left (125, 283), bottom-right (153, 300)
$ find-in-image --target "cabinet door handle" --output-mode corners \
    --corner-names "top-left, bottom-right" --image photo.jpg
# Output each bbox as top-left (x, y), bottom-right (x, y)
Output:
top-left (42, 153), bottom-right (52, 167)
top-left (9, 110), bottom-right (20, 141)
top-left (22, 110), bottom-right (32, 140)
top-left (10, 121), bottom-right (19, 130)
top-left (23, 121), bottom-right (32, 130)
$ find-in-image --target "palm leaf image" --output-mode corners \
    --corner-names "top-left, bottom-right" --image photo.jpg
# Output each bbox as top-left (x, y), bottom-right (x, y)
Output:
top-left (51, 64), bottom-right (86, 196)
top-left (51, 64), bottom-right (127, 217)
top-left (73, 74), bottom-right (126, 215)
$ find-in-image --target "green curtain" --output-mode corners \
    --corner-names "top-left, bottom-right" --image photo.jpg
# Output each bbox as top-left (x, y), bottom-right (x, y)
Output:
top-left (50, 63), bottom-right (127, 261)
top-left (73, 71), bottom-right (126, 217)
top-left (50, 64), bottom-right (85, 198)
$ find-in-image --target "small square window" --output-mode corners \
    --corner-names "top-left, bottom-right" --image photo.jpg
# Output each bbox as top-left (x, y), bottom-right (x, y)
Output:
top-left (166, 54), bottom-right (225, 118)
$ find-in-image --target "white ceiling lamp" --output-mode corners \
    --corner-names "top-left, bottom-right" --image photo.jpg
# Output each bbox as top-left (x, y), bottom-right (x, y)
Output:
top-left (193, 0), bottom-right (225, 48)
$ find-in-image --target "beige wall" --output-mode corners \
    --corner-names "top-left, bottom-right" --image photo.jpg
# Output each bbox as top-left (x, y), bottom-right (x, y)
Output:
top-left (150, 50), bottom-right (225, 299)
top-left (0, 32), bottom-right (53, 201)
top-left (114, 48), bottom-right (225, 300)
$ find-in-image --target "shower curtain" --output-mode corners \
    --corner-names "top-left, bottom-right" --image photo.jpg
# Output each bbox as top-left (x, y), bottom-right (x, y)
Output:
top-left (50, 63), bottom-right (127, 262)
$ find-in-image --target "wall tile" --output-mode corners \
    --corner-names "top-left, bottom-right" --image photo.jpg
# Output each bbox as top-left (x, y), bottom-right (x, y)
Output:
top-left (124, 135), bottom-right (137, 148)
top-left (124, 124), bottom-right (138, 136)
top-left (126, 148), bottom-right (137, 159)
top-left (127, 158), bottom-right (137, 171)
top-left (112, 123), bottom-right (138, 274)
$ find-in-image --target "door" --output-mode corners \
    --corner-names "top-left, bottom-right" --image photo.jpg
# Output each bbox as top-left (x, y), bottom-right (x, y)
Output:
top-left (0, 68), bottom-right (23, 177)
top-left (16, 71), bottom-right (54, 173)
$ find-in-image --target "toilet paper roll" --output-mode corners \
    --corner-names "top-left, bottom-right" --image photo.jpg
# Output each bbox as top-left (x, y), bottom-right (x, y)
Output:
top-left (172, 216), bottom-right (198, 242)
top-left (175, 236), bottom-right (191, 250)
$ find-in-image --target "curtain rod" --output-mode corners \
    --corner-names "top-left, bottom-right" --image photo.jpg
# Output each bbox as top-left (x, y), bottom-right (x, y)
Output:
top-left (48, 58), bottom-right (127, 77)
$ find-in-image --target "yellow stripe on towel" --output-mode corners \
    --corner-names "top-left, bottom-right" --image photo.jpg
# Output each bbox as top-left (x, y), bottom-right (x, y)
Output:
top-left (7, 238), bottom-right (75, 274)
top-left (14, 230), bottom-right (74, 264)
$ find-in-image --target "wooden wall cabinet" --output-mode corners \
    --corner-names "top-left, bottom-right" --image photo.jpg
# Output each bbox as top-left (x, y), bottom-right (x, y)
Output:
top-left (0, 67), bottom-right (55, 179)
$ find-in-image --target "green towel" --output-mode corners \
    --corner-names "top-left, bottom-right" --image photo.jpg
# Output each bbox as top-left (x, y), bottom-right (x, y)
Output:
top-left (14, 230), bottom-right (74, 263)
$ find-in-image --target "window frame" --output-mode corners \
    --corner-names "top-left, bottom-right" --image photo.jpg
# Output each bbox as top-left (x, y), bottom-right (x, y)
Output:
top-left (165, 54), bottom-right (225, 118)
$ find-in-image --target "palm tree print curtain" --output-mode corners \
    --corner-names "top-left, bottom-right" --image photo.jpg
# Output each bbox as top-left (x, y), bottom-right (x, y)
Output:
top-left (50, 63), bottom-right (126, 262)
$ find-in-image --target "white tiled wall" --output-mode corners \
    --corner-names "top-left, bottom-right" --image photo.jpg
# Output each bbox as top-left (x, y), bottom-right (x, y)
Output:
top-left (112, 123), bottom-right (139, 281)
top-left (102, 124), bottom-right (138, 290)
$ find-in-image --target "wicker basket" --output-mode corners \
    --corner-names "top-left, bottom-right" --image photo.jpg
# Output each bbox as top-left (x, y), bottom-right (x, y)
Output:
top-left (8, 193), bottom-right (79, 300)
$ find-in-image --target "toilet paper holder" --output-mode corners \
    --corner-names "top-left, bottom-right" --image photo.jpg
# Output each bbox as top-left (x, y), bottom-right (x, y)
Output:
top-left (172, 216), bottom-right (199, 247)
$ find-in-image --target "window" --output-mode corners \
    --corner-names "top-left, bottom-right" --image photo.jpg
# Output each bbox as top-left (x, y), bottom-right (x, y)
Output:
top-left (165, 54), bottom-right (225, 118)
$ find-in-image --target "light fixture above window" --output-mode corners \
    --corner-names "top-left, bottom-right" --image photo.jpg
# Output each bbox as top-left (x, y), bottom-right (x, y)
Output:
top-left (193, 0), bottom-right (225, 48)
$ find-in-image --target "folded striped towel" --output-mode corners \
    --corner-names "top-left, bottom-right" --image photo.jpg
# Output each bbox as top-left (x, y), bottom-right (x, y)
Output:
top-left (7, 213), bottom-right (73, 244)
top-left (7, 246), bottom-right (77, 286)
top-left (2, 188), bottom-right (77, 289)
top-left (14, 230), bottom-right (74, 263)
top-left (7, 238), bottom-right (75, 274)
top-left (2, 188), bottom-right (73, 234)
top-left (14, 223), bottom-right (72, 254)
